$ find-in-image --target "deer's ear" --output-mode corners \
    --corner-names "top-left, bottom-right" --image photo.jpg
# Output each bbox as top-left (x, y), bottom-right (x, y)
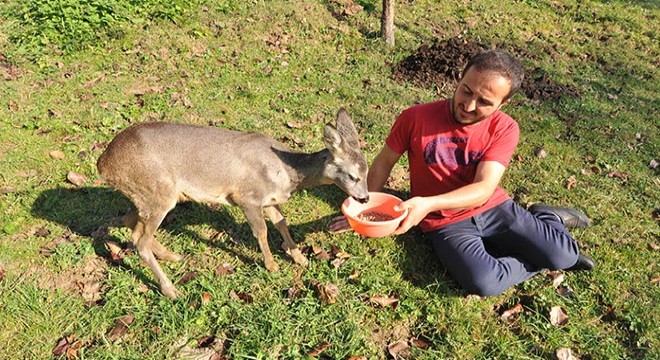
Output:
top-left (335, 108), bottom-right (359, 147)
top-left (323, 124), bottom-right (343, 155)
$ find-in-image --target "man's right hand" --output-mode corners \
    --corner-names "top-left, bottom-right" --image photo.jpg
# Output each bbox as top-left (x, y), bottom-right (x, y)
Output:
top-left (329, 215), bottom-right (352, 233)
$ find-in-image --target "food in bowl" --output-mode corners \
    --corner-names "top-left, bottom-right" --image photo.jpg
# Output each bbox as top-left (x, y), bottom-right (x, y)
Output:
top-left (341, 192), bottom-right (408, 238)
top-left (357, 211), bottom-right (395, 222)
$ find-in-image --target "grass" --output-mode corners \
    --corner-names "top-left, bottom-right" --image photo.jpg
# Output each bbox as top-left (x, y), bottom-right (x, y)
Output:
top-left (0, 0), bottom-right (658, 359)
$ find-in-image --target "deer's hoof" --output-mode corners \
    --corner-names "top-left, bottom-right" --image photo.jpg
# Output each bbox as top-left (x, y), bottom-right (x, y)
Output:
top-left (159, 252), bottom-right (183, 262)
top-left (265, 261), bottom-right (280, 272)
top-left (162, 285), bottom-right (180, 299)
top-left (290, 250), bottom-right (309, 267)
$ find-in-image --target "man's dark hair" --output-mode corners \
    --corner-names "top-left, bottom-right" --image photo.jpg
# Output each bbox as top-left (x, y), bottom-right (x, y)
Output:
top-left (462, 50), bottom-right (524, 100)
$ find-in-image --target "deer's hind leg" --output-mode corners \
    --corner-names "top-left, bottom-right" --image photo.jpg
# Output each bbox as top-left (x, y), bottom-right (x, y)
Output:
top-left (265, 205), bottom-right (308, 267)
top-left (125, 208), bottom-right (182, 262)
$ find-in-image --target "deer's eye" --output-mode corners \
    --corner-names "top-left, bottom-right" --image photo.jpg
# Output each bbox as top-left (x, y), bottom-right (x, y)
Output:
top-left (349, 174), bottom-right (359, 182)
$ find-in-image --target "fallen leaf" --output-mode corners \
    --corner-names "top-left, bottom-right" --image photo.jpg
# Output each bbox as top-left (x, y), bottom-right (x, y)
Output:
top-left (174, 334), bottom-right (227, 360)
top-left (556, 285), bottom-right (575, 298)
top-left (0, 185), bottom-right (16, 194)
top-left (556, 347), bottom-right (580, 360)
top-left (18, 169), bottom-right (40, 177)
top-left (651, 277), bottom-right (660, 284)
top-left (649, 159), bottom-right (659, 169)
top-left (534, 147), bottom-right (547, 158)
top-left (229, 290), bottom-right (253, 303)
top-left (34, 227), bottom-right (51, 237)
top-left (565, 175), bottom-right (577, 190)
top-left (52, 334), bottom-right (80, 358)
top-left (549, 306), bottom-right (568, 326)
top-left (387, 340), bottom-right (410, 360)
top-left (348, 269), bottom-right (360, 280)
top-left (547, 271), bottom-right (565, 288)
top-left (178, 272), bottom-right (198, 285)
top-left (84, 73), bottom-right (106, 88)
top-left (0, 263), bottom-right (5, 281)
top-left (66, 171), bottom-right (87, 186)
top-left (369, 295), bottom-right (399, 308)
top-left (201, 292), bottom-right (212, 306)
top-left (648, 243), bottom-right (659, 251)
top-left (607, 170), bottom-right (629, 182)
top-left (313, 281), bottom-right (339, 305)
top-left (409, 336), bottom-right (431, 349)
top-left (346, 357), bottom-right (367, 360)
top-left (107, 314), bottom-right (134, 341)
top-left (315, 250), bottom-right (331, 260)
top-left (311, 244), bottom-right (324, 255)
top-left (331, 257), bottom-right (347, 268)
top-left (49, 150), bottom-right (65, 159)
top-left (215, 263), bottom-right (235, 276)
top-left (308, 343), bottom-right (330, 357)
top-left (500, 303), bottom-right (524, 323)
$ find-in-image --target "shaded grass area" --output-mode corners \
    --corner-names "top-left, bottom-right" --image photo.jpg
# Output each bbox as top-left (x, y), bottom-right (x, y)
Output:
top-left (1, 0), bottom-right (658, 358)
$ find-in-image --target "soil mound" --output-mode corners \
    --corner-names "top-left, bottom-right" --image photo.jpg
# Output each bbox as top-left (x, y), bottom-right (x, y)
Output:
top-left (392, 38), bottom-right (579, 101)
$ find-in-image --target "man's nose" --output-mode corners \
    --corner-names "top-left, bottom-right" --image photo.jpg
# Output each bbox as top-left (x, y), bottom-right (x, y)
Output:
top-left (465, 98), bottom-right (477, 112)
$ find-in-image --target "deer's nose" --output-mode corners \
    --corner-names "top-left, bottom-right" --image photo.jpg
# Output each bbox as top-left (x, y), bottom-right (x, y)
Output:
top-left (355, 195), bottom-right (369, 204)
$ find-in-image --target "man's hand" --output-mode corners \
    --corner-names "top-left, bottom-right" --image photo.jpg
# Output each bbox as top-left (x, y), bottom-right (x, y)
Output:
top-left (393, 196), bottom-right (432, 235)
top-left (328, 215), bottom-right (352, 233)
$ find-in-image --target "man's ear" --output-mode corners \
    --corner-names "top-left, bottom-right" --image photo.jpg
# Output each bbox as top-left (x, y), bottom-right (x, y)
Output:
top-left (499, 98), bottom-right (512, 109)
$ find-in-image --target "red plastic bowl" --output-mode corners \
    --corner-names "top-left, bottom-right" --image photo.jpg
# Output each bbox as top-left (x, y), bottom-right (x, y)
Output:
top-left (341, 192), bottom-right (407, 238)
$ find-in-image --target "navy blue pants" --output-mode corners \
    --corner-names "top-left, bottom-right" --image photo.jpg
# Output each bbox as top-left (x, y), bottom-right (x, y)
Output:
top-left (426, 200), bottom-right (580, 296)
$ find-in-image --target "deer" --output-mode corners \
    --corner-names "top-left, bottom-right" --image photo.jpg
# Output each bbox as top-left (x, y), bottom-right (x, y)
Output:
top-left (97, 108), bottom-right (369, 298)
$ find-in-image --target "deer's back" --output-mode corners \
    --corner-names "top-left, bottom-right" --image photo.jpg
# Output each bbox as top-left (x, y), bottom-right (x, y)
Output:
top-left (98, 122), bottom-right (297, 206)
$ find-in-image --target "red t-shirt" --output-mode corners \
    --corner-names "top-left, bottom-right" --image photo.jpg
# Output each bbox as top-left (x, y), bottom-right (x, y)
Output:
top-left (386, 99), bottom-right (519, 232)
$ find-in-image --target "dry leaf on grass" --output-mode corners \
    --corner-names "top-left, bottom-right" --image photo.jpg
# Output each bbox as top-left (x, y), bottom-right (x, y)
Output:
top-left (556, 347), bottom-right (580, 360)
top-left (313, 281), bottom-right (339, 305)
top-left (229, 290), bottom-right (253, 304)
top-left (105, 240), bottom-right (124, 263)
top-left (369, 295), bottom-right (399, 308)
top-left (201, 292), bottom-right (212, 306)
top-left (387, 340), bottom-right (410, 360)
top-left (215, 263), bottom-right (235, 276)
top-left (346, 357), bottom-right (367, 360)
top-left (565, 175), bottom-right (577, 190)
top-left (556, 285), bottom-right (575, 298)
top-left (499, 303), bottom-right (524, 323)
top-left (173, 335), bottom-right (228, 360)
top-left (550, 306), bottom-right (569, 326)
top-left (178, 271), bottom-right (198, 285)
top-left (52, 334), bottom-right (82, 359)
top-left (308, 342), bottom-right (330, 357)
top-left (108, 314), bottom-right (134, 341)
top-left (547, 271), bottom-right (565, 288)
top-left (66, 171), bottom-right (87, 186)
top-left (49, 150), bottom-right (65, 159)
top-left (348, 269), bottom-right (360, 280)
top-left (0, 263), bottom-right (4, 281)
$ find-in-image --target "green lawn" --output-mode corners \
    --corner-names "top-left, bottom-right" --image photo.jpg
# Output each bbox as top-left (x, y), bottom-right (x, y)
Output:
top-left (0, 0), bottom-right (658, 359)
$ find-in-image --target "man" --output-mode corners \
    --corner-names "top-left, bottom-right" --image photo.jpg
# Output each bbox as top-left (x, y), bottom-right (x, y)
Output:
top-left (331, 49), bottom-right (595, 296)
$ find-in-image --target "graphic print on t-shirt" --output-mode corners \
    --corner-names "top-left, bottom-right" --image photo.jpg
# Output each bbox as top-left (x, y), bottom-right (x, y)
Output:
top-left (423, 136), bottom-right (484, 170)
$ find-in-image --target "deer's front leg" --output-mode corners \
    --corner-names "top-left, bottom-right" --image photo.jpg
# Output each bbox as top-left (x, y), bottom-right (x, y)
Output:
top-left (242, 206), bottom-right (279, 272)
top-left (265, 205), bottom-right (308, 267)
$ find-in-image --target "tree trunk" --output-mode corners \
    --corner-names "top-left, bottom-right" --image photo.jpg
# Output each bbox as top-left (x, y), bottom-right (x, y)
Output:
top-left (381, 0), bottom-right (395, 47)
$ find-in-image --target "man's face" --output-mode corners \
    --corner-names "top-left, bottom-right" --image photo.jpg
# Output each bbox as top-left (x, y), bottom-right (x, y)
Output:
top-left (451, 67), bottom-right (512, 125)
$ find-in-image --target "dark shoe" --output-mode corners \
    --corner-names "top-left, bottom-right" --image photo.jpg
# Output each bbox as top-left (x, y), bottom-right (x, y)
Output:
top-left (566, 253), bottom-right (596, 271)
top-left (528, 204), bottom-right (591, 229)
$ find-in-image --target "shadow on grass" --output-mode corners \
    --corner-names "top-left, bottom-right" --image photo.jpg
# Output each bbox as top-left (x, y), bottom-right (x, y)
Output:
top-left (30, 185), bottom-right (458, 295)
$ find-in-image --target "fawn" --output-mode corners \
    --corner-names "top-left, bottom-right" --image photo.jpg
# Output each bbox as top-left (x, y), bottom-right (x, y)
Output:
top-left (97, 108), bottom-right (369, 298)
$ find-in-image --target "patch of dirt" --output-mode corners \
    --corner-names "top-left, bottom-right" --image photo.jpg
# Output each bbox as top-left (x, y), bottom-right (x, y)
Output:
top-left (392, 37), bottom-right (579, 101)
top-left (34, 255), bottom-right (108, 305)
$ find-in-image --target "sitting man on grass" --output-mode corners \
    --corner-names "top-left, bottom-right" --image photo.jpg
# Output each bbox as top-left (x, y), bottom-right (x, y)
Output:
top-left (331, 49), bottom-right (595, 296)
